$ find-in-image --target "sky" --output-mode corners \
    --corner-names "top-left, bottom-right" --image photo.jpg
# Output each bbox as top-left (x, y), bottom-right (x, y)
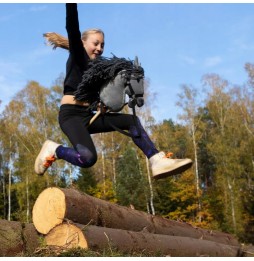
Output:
top-left (1, 1), bottom-right (254, 123)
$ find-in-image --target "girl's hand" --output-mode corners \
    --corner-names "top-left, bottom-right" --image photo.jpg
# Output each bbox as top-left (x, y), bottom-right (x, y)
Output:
top-left (97, 102), bottom-right (107, 114)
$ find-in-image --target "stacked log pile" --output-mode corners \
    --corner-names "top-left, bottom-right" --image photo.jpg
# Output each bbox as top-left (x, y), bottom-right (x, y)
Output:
top-left (31, 187), bottom-right (247, 257)
top-left (0, 219), bottom-right (41, 256)
top-left (1, 186), bottom-right (253, 256)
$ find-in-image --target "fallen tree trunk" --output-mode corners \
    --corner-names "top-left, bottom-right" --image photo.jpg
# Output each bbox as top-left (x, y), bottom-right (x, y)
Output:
top-left (0, 220), bottom-right (41, 256)
top-left (45, 222), bottom-right (242, 257)
top-left (33, 187), bottom-right (239, 247)
top-left (0, 219), bottom-right (23, 256)
top-left (23, 223), bottom-right (41, 255)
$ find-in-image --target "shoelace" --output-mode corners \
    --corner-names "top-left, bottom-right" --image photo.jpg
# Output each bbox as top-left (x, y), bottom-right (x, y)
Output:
top-left (164, 152), bottom-right (173, 158)
top-left (43, 155), bottom-right (56, 168)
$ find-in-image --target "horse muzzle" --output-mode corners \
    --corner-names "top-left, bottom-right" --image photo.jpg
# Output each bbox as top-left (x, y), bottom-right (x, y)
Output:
top-left (136, 97), bottom-right (144, 107)
top-left (128, 96), bottom-right (144, 108)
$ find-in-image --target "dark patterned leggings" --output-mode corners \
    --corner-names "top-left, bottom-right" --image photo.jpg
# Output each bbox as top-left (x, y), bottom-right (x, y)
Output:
top-left (56, 104), bottom-right (158, 168)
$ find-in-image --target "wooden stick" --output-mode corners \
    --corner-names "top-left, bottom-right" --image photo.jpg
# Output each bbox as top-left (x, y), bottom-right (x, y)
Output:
top-left (89, 107), bottom-right (111, 126)
top-left (88, 110), bottom-right (101, 126)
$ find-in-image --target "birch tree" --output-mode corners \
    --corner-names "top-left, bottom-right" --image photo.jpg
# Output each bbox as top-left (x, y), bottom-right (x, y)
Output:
top-left (202, 74), bottom-right (243, 234)
top-left (177, 84), bottom-right (204, 222)
top-left (0, 80), bottom-right (67, 221)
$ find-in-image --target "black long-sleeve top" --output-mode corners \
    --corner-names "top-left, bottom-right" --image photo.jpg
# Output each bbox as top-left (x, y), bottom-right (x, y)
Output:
top-left (64, 4), bottom-right (98, 103)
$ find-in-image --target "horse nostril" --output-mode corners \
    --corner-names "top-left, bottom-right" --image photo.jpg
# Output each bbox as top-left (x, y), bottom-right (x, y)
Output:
top-left (137, 98), bottom-right (144, 107)
top-left (128, 99), bottom-right (136, 108)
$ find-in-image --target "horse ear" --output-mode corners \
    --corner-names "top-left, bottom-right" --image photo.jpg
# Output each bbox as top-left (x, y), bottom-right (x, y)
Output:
top-left (134, 56), bottom-right (140, 67)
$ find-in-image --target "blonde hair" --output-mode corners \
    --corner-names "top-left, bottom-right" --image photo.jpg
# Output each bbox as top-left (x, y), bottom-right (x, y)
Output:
top-left (43, 29), bottom-right (104, 50)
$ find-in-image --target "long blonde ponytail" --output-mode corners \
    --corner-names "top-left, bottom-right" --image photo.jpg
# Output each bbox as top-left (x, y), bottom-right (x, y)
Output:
top-left (43, 32), bottom-right (69, 50)
top-left (43, 29), bottom-right (104, 50)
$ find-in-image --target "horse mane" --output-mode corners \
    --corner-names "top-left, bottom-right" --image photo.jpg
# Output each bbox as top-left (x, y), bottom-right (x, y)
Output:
top-left (74, 55), bottom-right (144, 101)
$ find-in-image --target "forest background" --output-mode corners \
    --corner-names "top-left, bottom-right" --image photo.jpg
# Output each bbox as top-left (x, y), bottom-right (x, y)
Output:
top-left (0, 61), bottom-right (254, 244)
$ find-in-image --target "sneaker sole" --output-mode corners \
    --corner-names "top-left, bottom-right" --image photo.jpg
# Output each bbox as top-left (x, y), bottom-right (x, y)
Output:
top-left (152, 159), bottom-right (193, 180)
top-left (34, 140), bottom-right (51, 175)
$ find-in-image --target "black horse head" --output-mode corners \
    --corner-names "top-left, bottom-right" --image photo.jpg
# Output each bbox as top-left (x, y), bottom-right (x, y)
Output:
top-left (74, 55), bottom-right (145, 112)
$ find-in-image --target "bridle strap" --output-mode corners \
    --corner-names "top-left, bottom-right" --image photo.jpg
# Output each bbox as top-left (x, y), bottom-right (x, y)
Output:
top-left (107, 105), bottom-right (141, 138)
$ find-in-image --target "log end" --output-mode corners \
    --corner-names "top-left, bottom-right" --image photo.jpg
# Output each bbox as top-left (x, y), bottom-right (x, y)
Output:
top-left (32, 187), bottom-right (66, 234)
top-left (0, 220), bottom-right (24, 256)
top-left (45, 223), bottom-right (88, 249)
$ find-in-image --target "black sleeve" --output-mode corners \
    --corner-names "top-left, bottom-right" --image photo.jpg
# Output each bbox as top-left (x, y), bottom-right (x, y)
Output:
top-left (66, 3), bottom-right (89, 69)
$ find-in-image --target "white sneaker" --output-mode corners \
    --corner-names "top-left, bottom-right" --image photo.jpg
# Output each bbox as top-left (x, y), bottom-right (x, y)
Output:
top-left (149, 151), bottom-right (192, 180)
top-left (34, 140), bottom-right (61, 175)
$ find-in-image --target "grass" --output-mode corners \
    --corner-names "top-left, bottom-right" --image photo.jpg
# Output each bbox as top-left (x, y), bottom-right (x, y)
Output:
top-left (22, 245), bottom-right (164, 257)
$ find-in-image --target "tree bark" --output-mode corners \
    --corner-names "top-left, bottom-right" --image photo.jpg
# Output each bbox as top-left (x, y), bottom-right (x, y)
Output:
top-left (23, 223), bottom-right (41, 255)
top-left (146, 156), bottom-right (155, 215)
top-left (0, 220), bottom-right (41, 256)
top-left (8, 138), bottom-right (12, 221)
top-left (32, 187), bottom-right (239, 247)
top-left (0, 220), bottom-right (23, 256)
top-left (45, 222), bottom-right (242, 257)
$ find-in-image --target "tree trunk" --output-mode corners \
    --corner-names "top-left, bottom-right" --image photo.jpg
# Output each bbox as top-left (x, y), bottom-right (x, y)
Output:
top-left (26, 175), bottom-right (30, 223)
top-left (45, 222), bottom-right (242, 257)
top-left (0, 220), bottom-right (23, 256)
top-left (100, 133), bottom-right (106, 196)
top-left (8, 139), bottom-right (12, 221)
top-left (0, 220), bottom-right (41, 256)
top-left (192, 122), bottom-right (202, 222)
top-left (32, 187), bottom-right (239, 247)
top-left (23, 223), bottom-right (41, 255)
top-left (2, 164), bottom-right (6, 219)
top-left (111, 133), bottom-right (116, 185)
top-left (227, 176), bottom-right (237, 233)
top-left (146, 157), bottom-right (155, 215)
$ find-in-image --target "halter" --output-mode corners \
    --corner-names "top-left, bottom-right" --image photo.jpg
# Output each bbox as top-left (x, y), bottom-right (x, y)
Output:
top-left (124, 69), bottom-right (144, 109)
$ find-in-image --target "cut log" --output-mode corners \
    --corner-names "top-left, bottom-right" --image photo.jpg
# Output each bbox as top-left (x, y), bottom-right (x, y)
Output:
top-left (22, 223), bottom-right (41, 254)
top-left (0, 220), bottom-right (42, 257)
top-left (0, 219), bottom-right (24, 256)
top-left (33, 187), bottom-right (239, 246)
top-left (32, 187), bottom-right (239, 247)
top-left (45, 222), bottom-right (242, 257)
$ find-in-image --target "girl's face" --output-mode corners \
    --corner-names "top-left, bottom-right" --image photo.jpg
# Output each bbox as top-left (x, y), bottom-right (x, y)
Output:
top-left (83, 32), bottom-right (104, 60)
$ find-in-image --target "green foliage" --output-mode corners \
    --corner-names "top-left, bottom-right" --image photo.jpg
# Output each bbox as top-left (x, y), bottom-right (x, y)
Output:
top-left (93, 179), bottom-right (117, 203)
top-left (151, 119), bottom-right (191, 158)
top-left (75, 168), bottom-right (97, 195)
top-left (1, 66), bottom-right (254, 244)
top-left (152, 178), bottom-right (176, 215)
top-left (115, 144), bottom-right (148, 211)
